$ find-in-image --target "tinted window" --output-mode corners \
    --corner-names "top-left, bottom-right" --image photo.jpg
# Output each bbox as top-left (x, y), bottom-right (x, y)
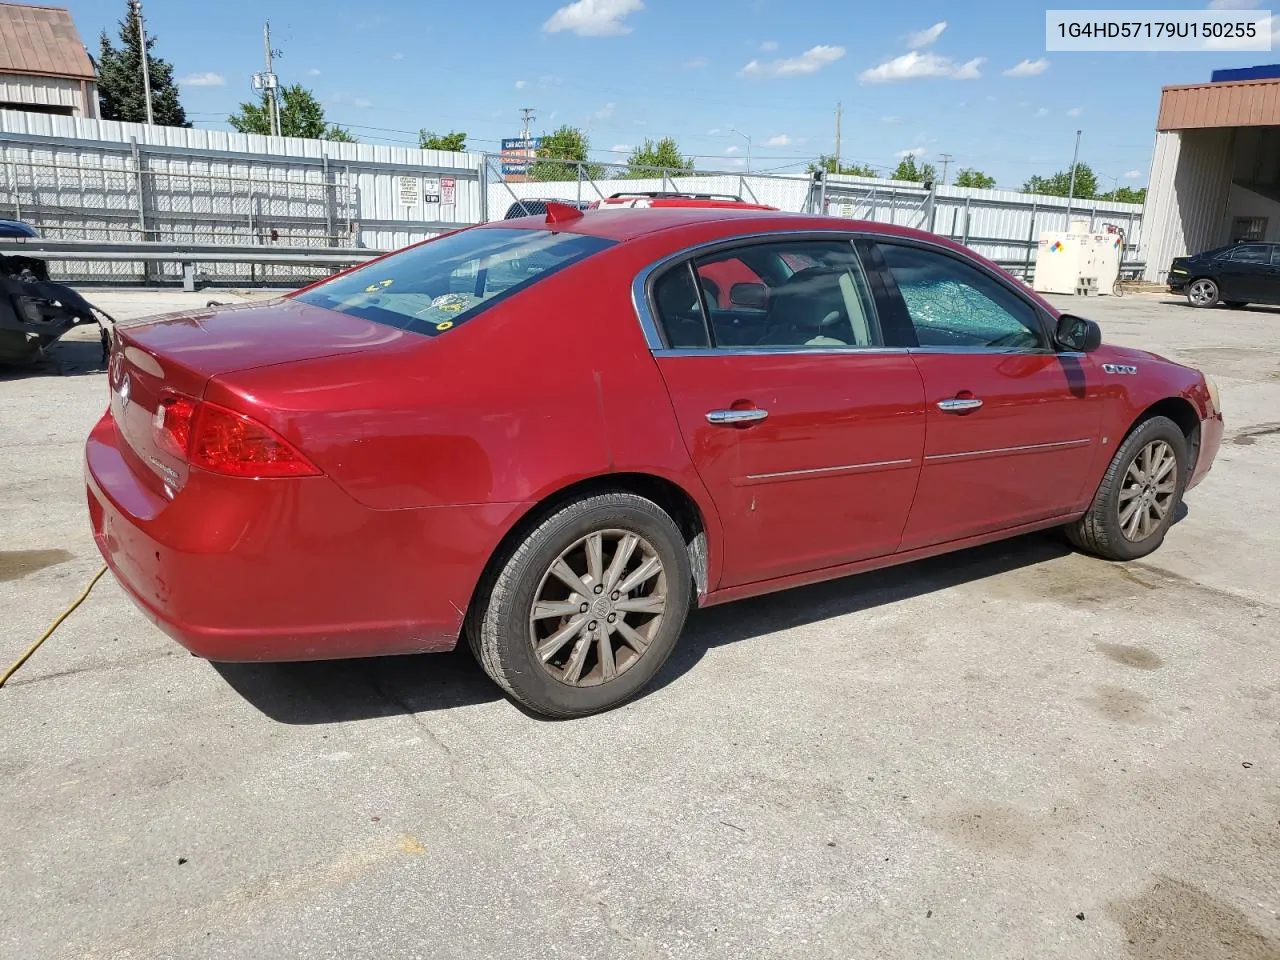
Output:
top-left (697, 239), bottom-right (880, 349)
top-left (652, 264), bottom-right (710, 348)
top-left (878, 242), bottom-right (1044, 350)
top-left (294, 228), bottom-right (613, 336)
top-left (1231, 244), bottom-right (1270, 263)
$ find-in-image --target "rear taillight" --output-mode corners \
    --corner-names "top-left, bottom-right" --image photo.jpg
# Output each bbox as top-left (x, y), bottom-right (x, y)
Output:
top-left (154, 392), bottom-right (321, 479)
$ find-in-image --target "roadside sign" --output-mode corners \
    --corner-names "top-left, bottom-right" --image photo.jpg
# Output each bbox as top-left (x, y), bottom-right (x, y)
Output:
top-left (397, 175), bottom-right (420, 207)
top-left (441, 176), bottom-right (456, 205)
top-left (423, 178), bottom-right (441, 204)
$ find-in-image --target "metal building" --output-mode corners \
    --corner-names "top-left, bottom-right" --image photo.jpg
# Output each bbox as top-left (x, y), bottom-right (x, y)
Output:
top-left (0, 3), bottom-right (98, 120)
top-left (1143, 66), bottom-right (1280, 281)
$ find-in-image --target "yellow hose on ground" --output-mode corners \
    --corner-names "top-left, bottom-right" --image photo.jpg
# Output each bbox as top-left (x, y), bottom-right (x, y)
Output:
top-left (0, 564), bottom-right (109, 688)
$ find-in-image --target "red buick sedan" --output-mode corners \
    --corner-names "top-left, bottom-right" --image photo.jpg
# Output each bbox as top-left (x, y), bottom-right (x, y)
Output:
top-left (87, 205), bottom-right (1223, 717)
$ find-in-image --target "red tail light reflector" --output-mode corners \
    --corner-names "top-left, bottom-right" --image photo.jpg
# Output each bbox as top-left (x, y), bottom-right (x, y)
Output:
top-left (154, 392), bottom-right (321, 479)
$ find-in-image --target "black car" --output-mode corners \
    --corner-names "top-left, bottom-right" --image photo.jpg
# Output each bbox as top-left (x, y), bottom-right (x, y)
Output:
top-left (1168, 242), bottom-right (1280, 309)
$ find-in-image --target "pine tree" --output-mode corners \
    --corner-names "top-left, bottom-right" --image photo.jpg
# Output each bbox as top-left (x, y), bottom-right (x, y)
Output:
top-left (97, 3), bottom-right (188, 126)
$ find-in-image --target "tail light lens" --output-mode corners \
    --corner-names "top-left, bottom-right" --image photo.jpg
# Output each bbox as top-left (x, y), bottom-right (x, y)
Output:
top-left (154, 392), bottom-right (321, 479)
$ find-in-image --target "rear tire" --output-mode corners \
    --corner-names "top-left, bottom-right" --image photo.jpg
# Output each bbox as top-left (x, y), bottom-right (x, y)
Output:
top-left (467, 492), bottom-right (692, 718)
top-left (1065, 416), bottom-right (1188, 561)
top-left (1186, 278), bottom-right (1219, 308)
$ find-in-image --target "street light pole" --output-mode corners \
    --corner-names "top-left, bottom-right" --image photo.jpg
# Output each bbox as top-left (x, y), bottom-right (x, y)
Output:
top-left (1066, 128), bottom-right (1082, 221)
top-left (730, 127), bottom-right (752, 174)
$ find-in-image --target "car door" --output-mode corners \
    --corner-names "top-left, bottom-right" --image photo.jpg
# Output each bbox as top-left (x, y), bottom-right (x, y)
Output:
top-left (1218, 243), bottom-right (1272, 301)
top-left (869, 239), bottom-right (1108, 551)
top-left (643, 236), bottom-right (927, 588)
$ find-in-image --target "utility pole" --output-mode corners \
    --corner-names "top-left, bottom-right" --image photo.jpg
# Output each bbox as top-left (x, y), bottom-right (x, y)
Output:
top-left (834, 101), bottom-right (842, 172)
top-left (519, 107), bottom-right (535, 143)
top-left (263, 22), bottom-right (280, 137)
top-left (129, 0), bottom-right (153, 125)
top-left (938, 152), bottom-right (953, 185)
top-left (1066, 128), bottom-right (1082, 220)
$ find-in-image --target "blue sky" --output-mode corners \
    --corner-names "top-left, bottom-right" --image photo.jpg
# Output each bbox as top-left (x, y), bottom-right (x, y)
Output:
top-left (64, 0), bottom-right (1279, 188)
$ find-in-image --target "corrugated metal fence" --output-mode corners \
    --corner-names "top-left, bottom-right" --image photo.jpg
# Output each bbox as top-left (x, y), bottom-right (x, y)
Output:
top-left (0, 111), bottom-right (1145, 284)
top-left (0, 110), bottom-right (482, 282)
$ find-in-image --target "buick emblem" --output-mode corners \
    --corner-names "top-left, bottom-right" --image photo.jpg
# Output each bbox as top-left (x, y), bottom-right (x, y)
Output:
top-left (119, 373), bottom-right (132, 412)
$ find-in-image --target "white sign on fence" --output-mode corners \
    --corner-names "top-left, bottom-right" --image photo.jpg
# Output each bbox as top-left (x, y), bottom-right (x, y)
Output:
top-left (397, 175), bottom-right (420, 207)
top-left (441, 176), bottom-right (456, 205)
top-left (423, 178), bottom-right (442, 204)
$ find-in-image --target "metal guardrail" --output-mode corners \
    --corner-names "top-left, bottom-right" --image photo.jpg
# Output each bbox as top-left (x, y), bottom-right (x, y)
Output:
top-left (0, 239), bottom-right (390, 291)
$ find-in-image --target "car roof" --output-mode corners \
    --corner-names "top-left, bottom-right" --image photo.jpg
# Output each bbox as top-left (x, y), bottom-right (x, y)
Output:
top-left (488, 206), bottom-right (945, 245)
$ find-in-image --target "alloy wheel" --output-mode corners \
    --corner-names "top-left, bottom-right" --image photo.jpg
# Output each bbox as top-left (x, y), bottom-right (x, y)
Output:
top-left (1188, 279), bottom-right (1216, 307)
top-left (528, 529), bottom-right (668, 687)
top-left (1118, 439), bottom-right (1179, 541)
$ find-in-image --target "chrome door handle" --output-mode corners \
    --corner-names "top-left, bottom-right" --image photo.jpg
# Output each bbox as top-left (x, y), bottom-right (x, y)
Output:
top-left (937, 398), bottom-right (983, 413)
top-left (706, 408), bottom-right (768, 425)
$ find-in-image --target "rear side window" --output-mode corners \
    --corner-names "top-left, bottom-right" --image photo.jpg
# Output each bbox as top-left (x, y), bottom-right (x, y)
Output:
top-left (1231, 244), bottom-right (1270, 263)
top-left (294, 228), bottom-right (614, 336)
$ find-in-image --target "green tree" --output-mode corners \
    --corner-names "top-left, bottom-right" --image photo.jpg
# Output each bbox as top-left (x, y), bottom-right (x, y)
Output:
top-left (529, 125), bottom-right (604, 181)
top-left (807, 154), bottom-right (879, 177)
top-left (891, 154), bottom-right (938, 184)
top-left (623, 137), bottom-right (694, 177)
top-left (953, 168), bottom-right (996, 189)
top-left (1021, 162), bottom-right (1098, 199)
top-left (1099, 185), bottom-right (1147, 204)
top-left (96, 4), bottom-right (188, 126)
top-left (228, 84), bottom-right (356, 142)
top-left (420, 130), bottom-right (467, 151)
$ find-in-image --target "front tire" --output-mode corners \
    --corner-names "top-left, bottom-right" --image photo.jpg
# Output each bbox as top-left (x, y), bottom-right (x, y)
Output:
top-left (1065, 416), bottom-right (1188, 561)
top-left (468, 492), bottom-right (692, 718)
top-left (1187, 278), bottom-right (1219, 308)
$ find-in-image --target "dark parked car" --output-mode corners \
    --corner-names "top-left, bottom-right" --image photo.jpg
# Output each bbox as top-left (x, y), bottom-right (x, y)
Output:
top-left (1168, 242), bottom-right (1280, 308)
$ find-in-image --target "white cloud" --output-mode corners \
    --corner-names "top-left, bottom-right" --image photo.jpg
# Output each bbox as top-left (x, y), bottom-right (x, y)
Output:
top-left (906, 21), bottom-right (947, 49)
top-left (881, 115), bottom-right (901, 123)
top-left (895, 147), bottom-right (927, 158)
top-left (611, 143), bottom-right (633, 153)
top-left (725, 145), bottom-right (740, 154)
top-left (1067, 106), bottom-right (1083, 117)
top-left (741, 44), bottom-right (845, 77)
top-left (860, 50), bottom-right (982, 83)
top-left (706, 127), bottom-right (721, 135)
top-left (306, 68), bottom-right (321, 77)
top-left (683, 56), bottom-right (708, 68)
top-left (390, 52), bottom-right (406, 61)
top-left (1035, 106), bottom-right (1049, 117)
top-left (723, 156), bottom-right (746, 168)
top-left (1208, 0), bottom-right (1260, 7)
top-left (759, 39), bottom-right (778, 51)
top-left (331, 92), bottom-right (373, 109)
top-left (1003, 57), bottom-right (1049, 77)
top-left (543, 0), bottom-right (644, 36)
top-left (179, 72), bottom-right (224, 87)
top-left (515, 79), bottom-right (528, 89)
top-left (764, 134), bottom-right (791, 147)
top-left (1124, 169), bottom-right (1142, 178)
top-left (594, 102), bottom-right (616, 119)
top-left (353, 97), bottom-right (373, 109)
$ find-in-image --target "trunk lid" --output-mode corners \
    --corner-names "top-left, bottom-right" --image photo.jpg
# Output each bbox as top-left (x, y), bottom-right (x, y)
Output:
top-left (109, 297), bottom-right (412, 496)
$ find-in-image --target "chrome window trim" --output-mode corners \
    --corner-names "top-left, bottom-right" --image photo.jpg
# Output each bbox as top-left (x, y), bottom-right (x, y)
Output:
top-left (740, 458), bottom-right (915, 484)
top-left (631, 227), bottom-right (1070, 356)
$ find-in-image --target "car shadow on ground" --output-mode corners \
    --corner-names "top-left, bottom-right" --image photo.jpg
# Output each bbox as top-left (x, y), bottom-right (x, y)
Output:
top-left (0, 337), bottom-right (107, 380)
top-left (214, 532), bottom-right (1078, 725)
top-left (1160, 297), bottom-right (1280, 314)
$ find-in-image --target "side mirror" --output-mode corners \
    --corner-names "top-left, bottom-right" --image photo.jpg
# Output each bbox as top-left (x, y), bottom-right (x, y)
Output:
top-left (1055, 313), bottom-right (1102, 353)
top-left (729, 282), bottom-right (768, 309)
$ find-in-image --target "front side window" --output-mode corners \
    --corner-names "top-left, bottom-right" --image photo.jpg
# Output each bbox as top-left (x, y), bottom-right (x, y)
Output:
top-left (877, 242), bottom-right (1045, 350)
top-left (650, 238), bottom-right (881, 350)
top-left (1230, 244), bottom-right (1270, 263)
top-left (294, 227), bottom-right (614, 336)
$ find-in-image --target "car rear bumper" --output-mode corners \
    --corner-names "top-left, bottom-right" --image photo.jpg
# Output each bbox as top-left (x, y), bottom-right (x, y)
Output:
top-left (86, 411), bottom-right (528, 662)
top-left (1167, 275), bottom-right (1189, 293)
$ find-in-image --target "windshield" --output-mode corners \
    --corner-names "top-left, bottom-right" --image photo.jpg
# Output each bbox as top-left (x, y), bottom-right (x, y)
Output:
top-left (293, 227), bottom-right (614, 336)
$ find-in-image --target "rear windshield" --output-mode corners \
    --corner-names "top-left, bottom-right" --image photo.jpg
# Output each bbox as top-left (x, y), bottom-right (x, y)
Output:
top-left (293, 227), bottom-right (614, 336)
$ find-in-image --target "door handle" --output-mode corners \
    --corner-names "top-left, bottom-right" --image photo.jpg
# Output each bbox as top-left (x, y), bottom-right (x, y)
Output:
top-left (937, 397), bottom-right (983, 413)
top-left (706, 408), bottom-right (768, 425)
